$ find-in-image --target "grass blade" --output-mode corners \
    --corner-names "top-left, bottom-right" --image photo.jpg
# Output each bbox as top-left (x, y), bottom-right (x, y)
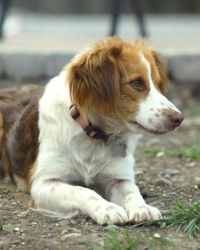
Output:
top-left (134, 200), bottom-right (200, 237)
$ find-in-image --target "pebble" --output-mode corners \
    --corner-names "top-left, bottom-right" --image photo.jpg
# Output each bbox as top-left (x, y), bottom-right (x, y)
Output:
top-left (60, 233), bottom-right (82, 241)
top-left (163, 169), bottom-right (180, 176)
top-left (159, 202), bottom-right (165, 208)
top-left (14, 227), bottom-right (20, 232)
top-left (99, 240), bottom-right (105, 247)
top-left (154, 177), bottom-right (172, 187)
top-left (61, 230), bottom-right (68, 235)
top-left (154, 233), bottom-right (161, 238)
top-left (195, 177), bottom-right (200, 188)
top-left (156, 152), bottom-right (165, 157)
top-left (47, 233), bottom-right (54, 238)
top-left (18, 211), bottom-right (29, 218)
top-left (187, 162), bottom-right (196, 167)
top-left (135, 169), bottom-right (145, 175)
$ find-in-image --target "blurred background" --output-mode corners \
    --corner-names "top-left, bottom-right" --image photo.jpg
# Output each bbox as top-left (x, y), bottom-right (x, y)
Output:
top-left (1, 0), bottom-right (200, 48)
top-left (8, 0), bottom-right (200, 13)
top-left (0, 0), bottom-right (200, 112)
top-left (1, 2), bottom-right (200, 236)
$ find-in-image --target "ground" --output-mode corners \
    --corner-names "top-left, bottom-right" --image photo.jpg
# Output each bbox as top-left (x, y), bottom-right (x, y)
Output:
top-left (0, 82), bottom-right (200, 250)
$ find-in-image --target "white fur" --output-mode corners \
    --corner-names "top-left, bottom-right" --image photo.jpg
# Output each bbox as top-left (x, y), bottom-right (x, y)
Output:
top-left (134, 54), bottom-right (181, 133)
top-left (29, 50), bottom-right (184, 225)
top-left (28, 66), bottom-right (164, 225)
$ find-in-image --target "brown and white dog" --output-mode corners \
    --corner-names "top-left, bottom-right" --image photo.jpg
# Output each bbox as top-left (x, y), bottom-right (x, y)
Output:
top-left (0, 37), bottom-right (183, 225)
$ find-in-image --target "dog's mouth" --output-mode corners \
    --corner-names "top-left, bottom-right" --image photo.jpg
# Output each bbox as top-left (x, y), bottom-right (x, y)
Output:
top-left (128, 121), bottom-right (169, 135)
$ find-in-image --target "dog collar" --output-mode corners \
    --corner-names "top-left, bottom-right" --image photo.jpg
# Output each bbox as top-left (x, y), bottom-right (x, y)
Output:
top-left (69, 104), bottom-right (113, 142)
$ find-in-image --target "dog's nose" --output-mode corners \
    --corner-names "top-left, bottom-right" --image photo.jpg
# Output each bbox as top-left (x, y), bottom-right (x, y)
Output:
top-left (169, 112), bottom-right (184, 128)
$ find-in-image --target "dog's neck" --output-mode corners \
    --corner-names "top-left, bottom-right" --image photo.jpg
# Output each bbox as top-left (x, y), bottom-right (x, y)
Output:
top-left (69, 104), bottom-right (113, 142)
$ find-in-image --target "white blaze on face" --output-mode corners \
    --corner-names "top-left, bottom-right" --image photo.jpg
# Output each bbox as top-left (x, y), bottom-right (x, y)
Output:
top-left (135, 53), bottom-right (182, 133)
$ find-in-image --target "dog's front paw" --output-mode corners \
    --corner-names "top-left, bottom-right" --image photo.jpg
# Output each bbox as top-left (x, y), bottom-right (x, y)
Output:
top-left (127, 204), bottom-right (162, 223)
top-left (92, 202), bottom-right (128, 225)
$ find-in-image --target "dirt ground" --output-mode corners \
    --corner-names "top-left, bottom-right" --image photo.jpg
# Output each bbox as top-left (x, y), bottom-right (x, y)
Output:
top-left (0, 81), bottom-right (200, 250)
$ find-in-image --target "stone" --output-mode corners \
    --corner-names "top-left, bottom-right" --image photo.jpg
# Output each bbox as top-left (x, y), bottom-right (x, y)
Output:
top-left (163, 169), bottom-right (180, 176)
top-left (154, 177), bottom-right (172, 187)
top-left (154, 233), bottom-right (161, 238)
top-left (47, 233), bottom-right (54, 238)
top-left (156, 151), bottom-right (165, 157)
top-left (195, 177), bottom-right (200, 188)
top-left (61, 230), bottom-right (68, 235)
top-left (14, 227), bottom-right (20, 232)
top-left (60, 233), bottom-right (82, 241)
top-left (18, 211), bottom-right (29, 218)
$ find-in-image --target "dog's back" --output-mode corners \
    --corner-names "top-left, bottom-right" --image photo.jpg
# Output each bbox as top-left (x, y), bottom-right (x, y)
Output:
top-left (0, 85), bottom-right (44, 180)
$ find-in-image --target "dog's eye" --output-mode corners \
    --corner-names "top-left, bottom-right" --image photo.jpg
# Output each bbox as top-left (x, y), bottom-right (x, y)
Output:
top-left (129, 79), bottom-right (144, 91)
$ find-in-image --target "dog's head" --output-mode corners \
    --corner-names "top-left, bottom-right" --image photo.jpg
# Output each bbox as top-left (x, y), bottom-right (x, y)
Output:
top-left (67, 37), bottom-right (183, 135)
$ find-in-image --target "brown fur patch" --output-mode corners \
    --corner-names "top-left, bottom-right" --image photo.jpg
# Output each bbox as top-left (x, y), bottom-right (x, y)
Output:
top-left (65, 37), bottom-right (168, 123)
top-left (67, 38), bottom-right (122, 116)
top-left (7, 100), bottom-right (39, 187)
top-left (28, 199), bottom-right (35, 208)
top-left (27, 163), bottom-right (37, 187)
top-left (0, 85), bottom-right (44, 180)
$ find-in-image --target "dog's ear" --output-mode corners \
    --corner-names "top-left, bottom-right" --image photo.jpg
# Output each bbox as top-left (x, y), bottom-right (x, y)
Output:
top-left (67, 41), bottom-right (122, 115)
top-left (152, 51), bottom-right (167, 94)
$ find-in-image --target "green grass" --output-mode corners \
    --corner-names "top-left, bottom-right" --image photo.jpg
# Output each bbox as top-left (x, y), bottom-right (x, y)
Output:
top-left (83, 229), bottom-right (174, 250)
top-left (144, 144), bottom-right (200, 159)
top-left (84, 200), bottom-right (200, 250)
top-left (137, 199), bottom-right (200, 238)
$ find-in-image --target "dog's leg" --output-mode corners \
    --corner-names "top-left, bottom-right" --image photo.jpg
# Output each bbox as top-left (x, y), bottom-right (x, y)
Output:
top-left (106, 179), bottom-right (162, 222)
top-left (31, 179), bottom-right (128, 225)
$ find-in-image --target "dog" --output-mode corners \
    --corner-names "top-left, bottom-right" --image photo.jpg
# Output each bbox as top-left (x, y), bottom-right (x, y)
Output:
top-left (0, 37), bottom-right (183, 225)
